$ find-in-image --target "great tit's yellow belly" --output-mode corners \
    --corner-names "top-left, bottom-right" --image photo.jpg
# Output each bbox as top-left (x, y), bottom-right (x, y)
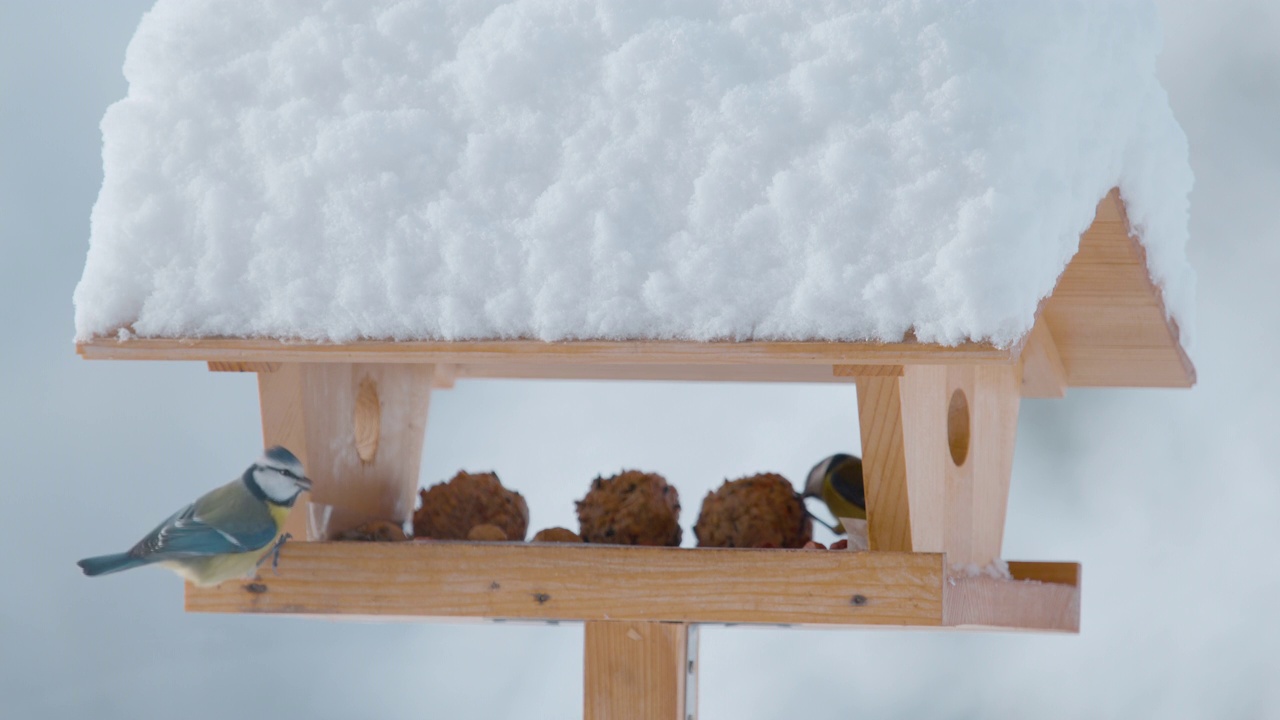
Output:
top-left (821, 480), bottom-right (867, 524)
top-left (162, 504), bottom-right (292, 587)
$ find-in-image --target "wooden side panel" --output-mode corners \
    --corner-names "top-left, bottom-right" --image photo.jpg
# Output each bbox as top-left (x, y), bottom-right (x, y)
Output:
top-left (257, 363), bottom-right (433, 538)
top-left (300, 364), bottom-right (433, 536)
top-left (1041, 190), bottom-right (1195, 388)
top-left (585, 621), bottom-right (690, 720)
top-left (258, 364), bottom-right (312, 539)
top-left (186, 543), bottom-right (946, 627)
top-left (943, 365), bottom-right (1021, 569)
top-left (943, 569), bottom-right (1080, 633)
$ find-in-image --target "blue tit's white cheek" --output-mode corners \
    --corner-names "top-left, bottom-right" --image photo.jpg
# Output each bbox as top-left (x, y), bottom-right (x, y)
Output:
top-left (254, 468), bottom-right (298, 503)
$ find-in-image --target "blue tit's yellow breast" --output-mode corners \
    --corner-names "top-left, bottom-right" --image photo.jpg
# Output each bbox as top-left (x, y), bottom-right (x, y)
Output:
top-left (266, 501), bottom-right (292, 531)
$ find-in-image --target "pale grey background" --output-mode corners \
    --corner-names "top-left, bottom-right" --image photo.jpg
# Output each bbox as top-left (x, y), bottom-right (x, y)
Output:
top-left (2, 1), bottom-right (1277, 718)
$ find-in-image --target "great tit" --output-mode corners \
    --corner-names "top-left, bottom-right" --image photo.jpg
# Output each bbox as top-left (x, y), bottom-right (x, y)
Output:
top-left (802, 453), bottom-right (866, 534)
top-left (77, 446), bottom-right (311, 587)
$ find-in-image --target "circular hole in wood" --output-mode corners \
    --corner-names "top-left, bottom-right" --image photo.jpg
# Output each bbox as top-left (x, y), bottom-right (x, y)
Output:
top-left (947, 388), bottom-right (970, 467)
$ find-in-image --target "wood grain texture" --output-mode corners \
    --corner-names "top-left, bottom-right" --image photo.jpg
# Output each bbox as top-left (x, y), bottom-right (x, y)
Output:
top-left (303, 364), bottom-right (432, 536)
top-left (207, 361), bottom-right (280, 373)
top-left (1018, 316), bottom-right (1067, 398)
top-left (585, 621), bottom-right (690, 720)
top-left (898, 366), bottom-right (949, 554)
top-left (883, 365), bottom-right (1020, 567)
top-left (353, 377), bottom-right (380, 463)
top-left (185, 542), bottom-right (946, 627)
top-left (257, 364), bottom-right (433, 538)
top-left (834, 364), bottom-right (903, 377)
top-left (1039, 189), bottom-right (1195, 388)
top-left (77, 337), bottom-right (1012, 367)
top-left (458, 363), bottom-right (860, 383)
top-left (854, 374), bottom-right (913, 552)
top-left (943, 565), bottom-right (1081, 632)
top-left (257, 364), bottom-right (312, 539)
top-left (944, 364), bottom-right (1021, 568)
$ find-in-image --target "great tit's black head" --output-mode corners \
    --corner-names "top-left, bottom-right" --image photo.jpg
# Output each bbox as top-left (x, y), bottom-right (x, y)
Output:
top-left (805, 453), bottom-right (857, 498)
top-left (251, 446), bottom-right (312, 503)
top-left (825, 455), bottom-right (865, 509)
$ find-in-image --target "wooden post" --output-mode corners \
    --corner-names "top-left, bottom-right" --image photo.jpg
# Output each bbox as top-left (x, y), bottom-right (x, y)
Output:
top-left (257, 363), bottom-right (434, 538)
top-left (856, 364), bottom-right (1021, 568)
top-left (584, 621), bottom-right (696, 720)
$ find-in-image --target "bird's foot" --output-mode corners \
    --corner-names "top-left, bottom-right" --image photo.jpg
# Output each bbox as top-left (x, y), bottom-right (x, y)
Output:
top-left (256, 533), bottom-right (293, 574)
top-left (271, 533), bottom-right (292, 574)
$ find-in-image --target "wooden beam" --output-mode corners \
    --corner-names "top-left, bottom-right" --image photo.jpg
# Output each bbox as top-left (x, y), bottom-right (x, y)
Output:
top-left (184, 542), bottom-right (1079, 632)
top-left (207, 361), bottom-right (280, 373)
top-left (854, 373), bottom-right (914, 552)
top-left (585, 621), bottom-right (693, 720)
top-left (257, 363), bottom-right (433, 538)
top-left (1018, 316), bottom-right (1067, 398)
top-left (187, 542), bottom-right (945, 626)
top-left (77, 337), bottom-right (1013, 367)
top-left (457, 363), bottom-right (861, 384)
top-left (834, 364), bottom-right (903, 377)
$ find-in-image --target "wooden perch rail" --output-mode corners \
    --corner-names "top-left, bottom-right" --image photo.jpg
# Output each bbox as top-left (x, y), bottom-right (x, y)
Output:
top-left (186, 542), bottom-right (1081, 633)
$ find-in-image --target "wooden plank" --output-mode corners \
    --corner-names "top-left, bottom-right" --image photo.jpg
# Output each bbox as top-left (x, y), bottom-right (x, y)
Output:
top-left (897, 366), bottom-right (948, 554)
top-left (257, 364), bottom-right (433, 539)
top-left (854, 373), bottom-right (913, 552)
top-left (943, 563), bottom-right (1081, 632)
top-left (585, 621), bottom-right (691, 720)
top-left (1018, 316), bottom-right (1067, 398)
top-left (208, 361), bottom-right (280, 373)
top-left (186, 542), bottom-right (945, 627)
top-left (298, 364), bottom-right (433, 537)
top-left (835, 364), bottom-right (903, 378)
top-left (76, 337), bottom-right (1013, 366)
top-left (1040, 190), bottom-right (1195, 388)
top-left (456, 363), bottom-right (860, 384)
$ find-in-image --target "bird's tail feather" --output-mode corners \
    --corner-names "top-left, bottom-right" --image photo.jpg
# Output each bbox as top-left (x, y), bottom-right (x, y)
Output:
top-left (77, 552), bottom-right (148, 577)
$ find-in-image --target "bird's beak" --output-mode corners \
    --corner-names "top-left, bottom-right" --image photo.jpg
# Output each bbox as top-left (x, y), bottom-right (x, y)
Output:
top-left (297, 476), bottom-right (313, 492)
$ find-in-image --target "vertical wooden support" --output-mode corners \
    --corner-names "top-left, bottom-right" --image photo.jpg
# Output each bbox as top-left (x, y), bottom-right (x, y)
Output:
top-left (856, 364), bottom-right (1021, 568)
top-left (940, 365), bottom-right (1021, 568)
top-left (584, 621), bottom-right (695, 720)
top-left (854, 375), bottom-right (914, 552)
top-left (257, 363), bottom-right (434, 538)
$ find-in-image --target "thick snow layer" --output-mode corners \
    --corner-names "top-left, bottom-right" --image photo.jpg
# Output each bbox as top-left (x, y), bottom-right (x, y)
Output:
top-left (75, 0), bottom-right (1195, 346)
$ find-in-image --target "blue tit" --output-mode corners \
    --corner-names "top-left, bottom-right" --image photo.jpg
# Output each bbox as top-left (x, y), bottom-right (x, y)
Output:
top-left (802, 453), bottom-right (866, 534)
top-left (77, 446), bottom-right (311, 587)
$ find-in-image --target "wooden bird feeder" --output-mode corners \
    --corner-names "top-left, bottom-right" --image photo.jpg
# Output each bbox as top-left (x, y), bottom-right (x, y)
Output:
top-left (77, 188), bottom-right (1191, 718)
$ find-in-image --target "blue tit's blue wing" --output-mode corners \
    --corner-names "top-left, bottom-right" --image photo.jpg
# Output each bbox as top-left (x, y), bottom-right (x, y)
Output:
top-left (128, 480), bottom-right (278, 560)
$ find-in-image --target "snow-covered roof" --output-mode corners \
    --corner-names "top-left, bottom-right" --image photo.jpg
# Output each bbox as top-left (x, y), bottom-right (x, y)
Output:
top-left (74, 0), bottom-right (1194, 349)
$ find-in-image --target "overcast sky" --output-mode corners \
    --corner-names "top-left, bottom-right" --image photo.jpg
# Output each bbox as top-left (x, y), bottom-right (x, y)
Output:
top-left (2, 1), bottom-right (1278, 718)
